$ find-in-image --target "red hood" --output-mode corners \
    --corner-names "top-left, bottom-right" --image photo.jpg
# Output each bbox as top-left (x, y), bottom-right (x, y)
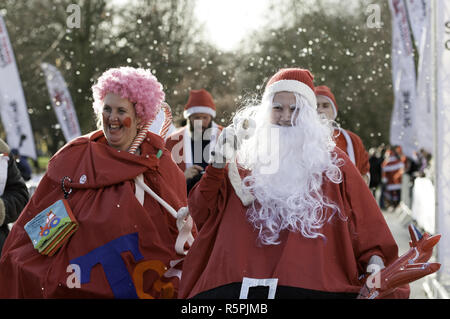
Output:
top-left (47, 130), bottom-right (164, 189)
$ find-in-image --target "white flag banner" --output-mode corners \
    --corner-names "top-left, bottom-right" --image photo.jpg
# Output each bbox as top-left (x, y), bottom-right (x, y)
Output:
top-left (41, 63), bottom-right (81, 142)
top-left (388, 0), bottom-right (418, 158)
top-left (405, 0), bottom-right (428, 49)
top-left (414, 2), bottom-right (433, 153)
top-left (435, 0), bottom-right (450, 287)
top-left (0, 15), bottom-right (36, 159)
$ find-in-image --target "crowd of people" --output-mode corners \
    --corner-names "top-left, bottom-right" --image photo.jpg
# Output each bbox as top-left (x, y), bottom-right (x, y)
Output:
top-left (368, 144), bottom-right (433, 211)
top-left (0, 66), bottom-right (432, 299)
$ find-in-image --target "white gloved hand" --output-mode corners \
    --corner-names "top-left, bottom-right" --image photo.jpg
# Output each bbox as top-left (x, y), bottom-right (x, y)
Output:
top-left (233, 117), bottom-right (255, 141)
top-left (366, 255), bottom-right (385, 274)
top-left (210, 126), bottom-right (239, 168)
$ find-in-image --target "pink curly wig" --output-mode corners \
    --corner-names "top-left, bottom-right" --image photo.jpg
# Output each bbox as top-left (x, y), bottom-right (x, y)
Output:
top-left (92, 66), bottom-right (165, 124)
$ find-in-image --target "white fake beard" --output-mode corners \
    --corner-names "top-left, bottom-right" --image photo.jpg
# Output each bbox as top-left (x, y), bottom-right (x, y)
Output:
top-left (237, 95), bottom-right (345, 245)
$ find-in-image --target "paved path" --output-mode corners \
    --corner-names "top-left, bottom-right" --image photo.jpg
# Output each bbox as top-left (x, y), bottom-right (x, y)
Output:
top-left (382, 210), bottom-right (427, 299)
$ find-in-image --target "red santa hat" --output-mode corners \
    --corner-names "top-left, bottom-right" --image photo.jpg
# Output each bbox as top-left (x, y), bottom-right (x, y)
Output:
top-left (183, 89), bottom-right (216, 119)
top-left (314, 85), bottom-right (338, 119)
top-left (263, 68), bottom-right (317, 109)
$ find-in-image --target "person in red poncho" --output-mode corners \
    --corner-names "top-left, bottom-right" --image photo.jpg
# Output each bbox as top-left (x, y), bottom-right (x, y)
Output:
top-left (0, 67), bottom-right (193, 299)
top-left (178, 68), bottom-right (409, 299)
top-left (315, 85), bottom-right (370, 185)
top-left (165, 89), bottom-right (223, 194)
top-left (381, 145), bottom-right (406, 209)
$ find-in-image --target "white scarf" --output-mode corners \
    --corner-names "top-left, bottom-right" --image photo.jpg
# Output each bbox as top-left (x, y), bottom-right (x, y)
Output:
top-left (338, 128), bottom-right (356, 165)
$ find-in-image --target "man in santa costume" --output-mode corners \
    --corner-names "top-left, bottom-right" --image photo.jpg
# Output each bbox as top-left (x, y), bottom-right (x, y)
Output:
top-left (165, 89), bottom-right (222, 193)
top-left (0, 67), bottom-right (191, 298)
top-left (178, 68), bottom-right (409, 299)
top-left (381, 145), bottom-right (406, 210)
top-left (315, 85), bottom-right (370, 185)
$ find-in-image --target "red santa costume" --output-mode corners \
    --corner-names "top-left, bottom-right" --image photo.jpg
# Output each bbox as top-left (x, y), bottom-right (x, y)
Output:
top-left (0, 67), bottom-right (190, 298)
top-left (314, 85), bottom-right (370, 179)
top-left (179, 68), bottom-right (409, 299)
top-left (166, 89), bottom-right (223, 173)
top-left (381, 146), bottom-right (406, 207)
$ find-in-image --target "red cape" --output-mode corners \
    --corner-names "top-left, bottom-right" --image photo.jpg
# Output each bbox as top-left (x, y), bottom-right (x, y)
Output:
top-left (0, 130), bottom-right (187, 298)
top-left (179, 148), bottom-right (409, 298)
top-left (165, 126), bottom-right (188, 172)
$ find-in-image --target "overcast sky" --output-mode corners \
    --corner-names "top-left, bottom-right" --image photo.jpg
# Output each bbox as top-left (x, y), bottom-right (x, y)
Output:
top-left (194, 0), bottom-right (271, 51)
top-left (112, 0), bottom-right (273, 51)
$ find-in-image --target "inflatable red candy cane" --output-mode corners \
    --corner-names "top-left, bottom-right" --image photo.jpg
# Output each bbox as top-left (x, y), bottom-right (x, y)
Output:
top-left (358, 224), bottom-right (441, 299)
top-left (128, 102), bottom-right (194, 256)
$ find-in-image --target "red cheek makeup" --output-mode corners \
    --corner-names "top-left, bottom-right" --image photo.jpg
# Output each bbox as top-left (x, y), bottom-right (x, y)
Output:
top-left (103, 113), bottom-right (132, 128)
top-left (123, 117), bottom-right (132, 128)
top-left (102, 113), bottom-right (109, 125)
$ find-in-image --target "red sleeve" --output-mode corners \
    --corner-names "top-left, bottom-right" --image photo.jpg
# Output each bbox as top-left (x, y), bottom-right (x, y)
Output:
top-left (342, 163), bottom-right (410, 297)
top-left (187, 165), bottom-right (226, 230)
top-left (341, 156), bottom-right (399, 272)
top-left (342, 159), bottom-right (410, 298)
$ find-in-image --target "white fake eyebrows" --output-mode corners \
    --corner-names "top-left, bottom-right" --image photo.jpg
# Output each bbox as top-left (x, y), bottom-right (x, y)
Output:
top-left (272, 102), bottom-right (297, 108)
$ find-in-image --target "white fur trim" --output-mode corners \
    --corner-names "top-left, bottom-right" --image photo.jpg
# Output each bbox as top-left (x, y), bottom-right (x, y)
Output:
top-left (184, 122), bottom-right (220, 167)
top-left (182, 127), bottom-right (193, 169)
top-left (183, 106), bottom-right (216, 119)
top-left (207, 123), bottom-right (220, 163)
top-left (228, 162), bottom-right (255, 206)
top-left (339, 129), bottom-right (356, 165)
top-left (386, 184), bottom-right (402, 191)
top-left (263, 80), bottom-right (317, 109)
top-left (382, 162), bottom-right (405, 172)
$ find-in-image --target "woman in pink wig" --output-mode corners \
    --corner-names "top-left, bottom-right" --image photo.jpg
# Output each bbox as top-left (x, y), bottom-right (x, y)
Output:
top-left (0, 67), bottom-right (191, 299)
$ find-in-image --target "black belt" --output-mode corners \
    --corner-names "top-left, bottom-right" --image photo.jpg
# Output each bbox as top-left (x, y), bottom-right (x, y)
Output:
top-left (193, 282), bottom-right (358, 299)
